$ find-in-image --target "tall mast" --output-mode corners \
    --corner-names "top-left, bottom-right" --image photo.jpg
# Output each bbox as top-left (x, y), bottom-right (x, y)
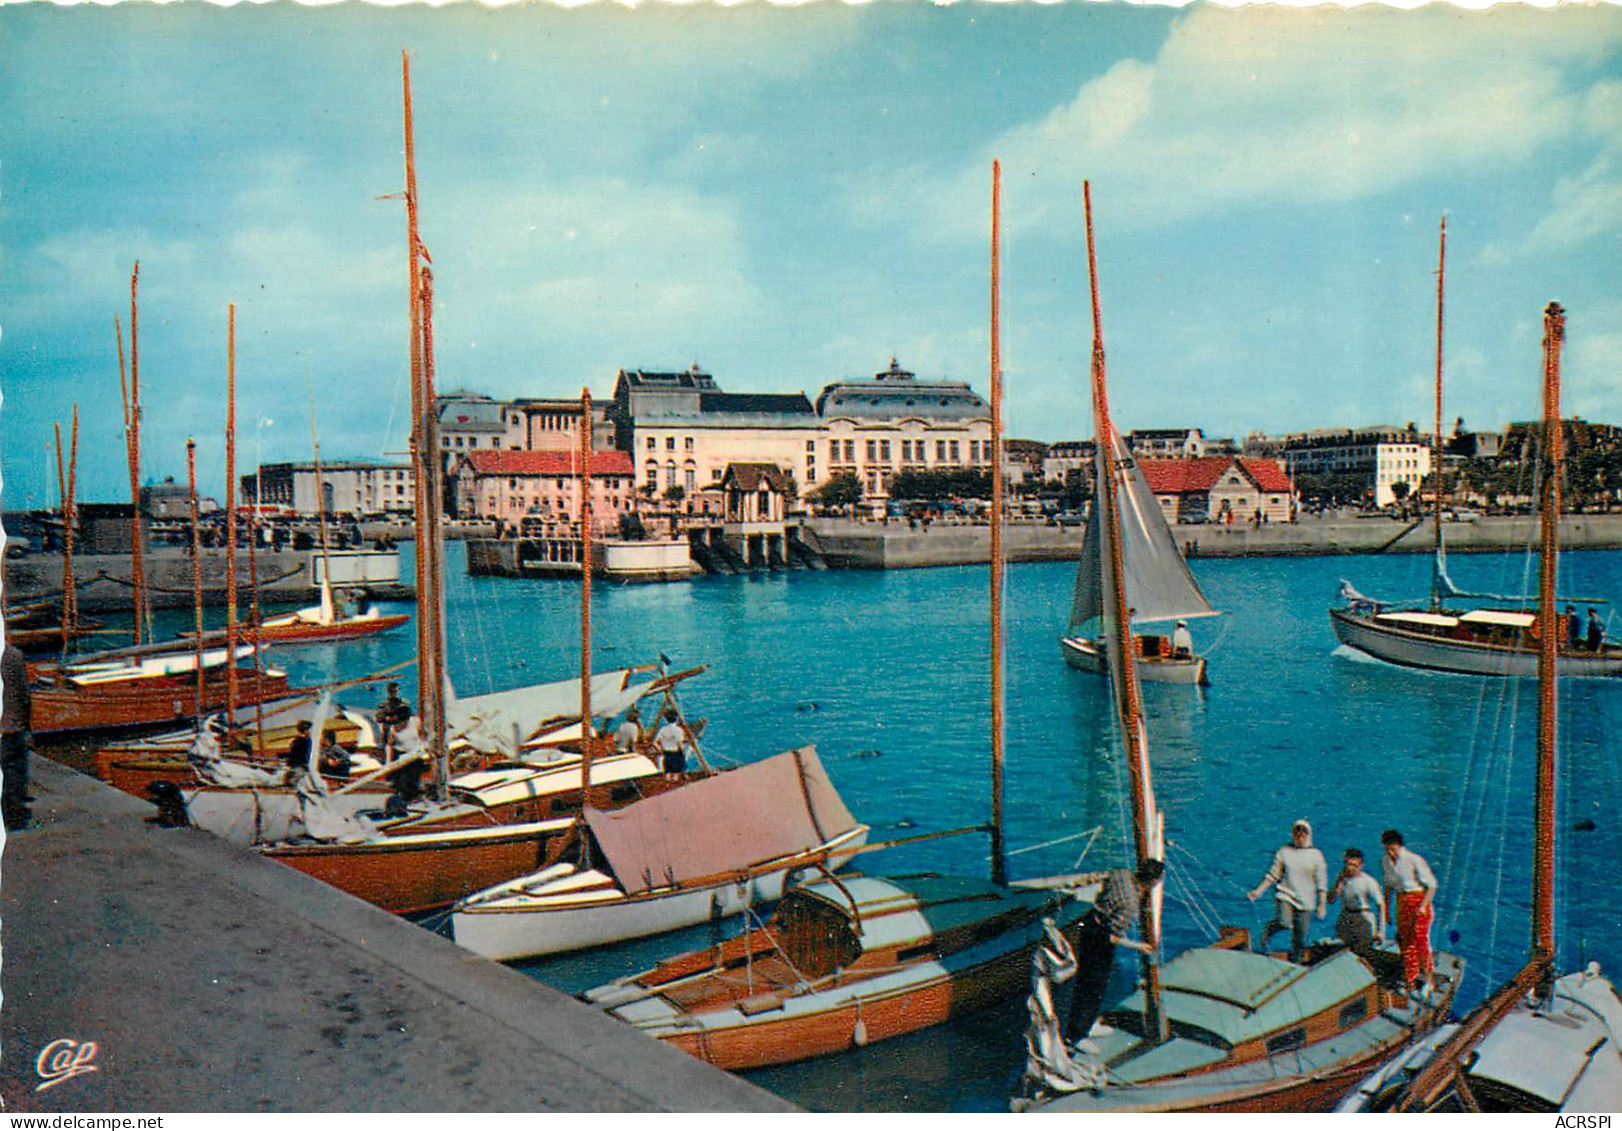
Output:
top-left (988, 160), bottom-right (1007, 887)
top-left (306, 367), bottom-right (335, 609)
top-left (1431, 217), bottom-right (1447, 609)
top-left (1084, 181), bottom-right (1165, 1044)
top-left (248, 440), bottom-right (267, 751)
top-left (226, 306), bottom-right (240, 718)
top-left (1533, 301), bottom-right (1563, 969)
top-left (54, 409), bottom-right (80, 654)
top-left (187, 438), bottom-right (206, 725)
top-left (579, 388), bottom-right (595, 794)
top-left (122, 266), bottom-right (151, 645)
top-left (401, 50), bottom-right (448, 801)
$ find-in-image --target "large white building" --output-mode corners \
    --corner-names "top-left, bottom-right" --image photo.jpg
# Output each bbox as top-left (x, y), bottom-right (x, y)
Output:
top-left (1246, 425), bottom-right (1431, 508)
top-left (243, 460), bottom-right (416, 517)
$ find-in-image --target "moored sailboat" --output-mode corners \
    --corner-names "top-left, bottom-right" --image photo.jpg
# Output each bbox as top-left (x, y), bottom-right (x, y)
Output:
top-left (1329, 220), bottom-right (1622, 679)
top-left (1018, 184), bottom-right (1459, 1113)
top-left (1337, 303), bottom-right (1622, 1113)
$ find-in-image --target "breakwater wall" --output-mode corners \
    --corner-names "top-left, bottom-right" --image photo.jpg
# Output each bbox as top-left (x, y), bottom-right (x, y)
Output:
top-left (803, 514), bottom-right (1622, 569)
top-left (3, 546), bottom-right (414, 611)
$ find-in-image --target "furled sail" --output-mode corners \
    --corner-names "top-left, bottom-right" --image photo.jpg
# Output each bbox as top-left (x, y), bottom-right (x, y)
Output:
top-left (444, 668), bottom-right (651, 758)
top-left (1069, 429), bottom-right (1217, 633)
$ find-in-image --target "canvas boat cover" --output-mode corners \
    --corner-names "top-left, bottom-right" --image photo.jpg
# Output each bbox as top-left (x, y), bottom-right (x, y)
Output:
top-left (584, 746), bottom-right (859, 895)
top-left (445, 667), bottom-right (651, 757)
top-left (1069, 429), bottom-right (1217, 632)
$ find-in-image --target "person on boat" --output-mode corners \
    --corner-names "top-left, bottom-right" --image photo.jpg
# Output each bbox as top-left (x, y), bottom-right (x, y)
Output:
top-left (654, 709), bottom-right (688, 779)
top-left (377, 683), bottom-right (410, 755)
top-left (285, 719), bottom-right (314, 776)
top-left (1328, 847), bottom-right (1386, 964)
top-left (2, 641), bottom-right (34, 831)
top-left (1065, 858), bottom-right (1163, 1046)
top-left (615, 706), bottom-right (642, 753)
top-left (1248, 819), bottom-right (1327, 963)
top-left (1380, 828), bottom-right (1438, 994)
top-left (1587, 608), bottom-right (1605, 652)
top-left (383, 715), bottom-right (427, 817)
top-left (1171, 621), bottom-right (1193, 660)
top-left (1566, 605), bottom-right (1581, 652)
top-left (317, 729), bottom-right (353, 777)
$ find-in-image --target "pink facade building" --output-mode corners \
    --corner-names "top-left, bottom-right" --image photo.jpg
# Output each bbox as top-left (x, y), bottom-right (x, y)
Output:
top-left (453, 449), bottom-right (637, 534)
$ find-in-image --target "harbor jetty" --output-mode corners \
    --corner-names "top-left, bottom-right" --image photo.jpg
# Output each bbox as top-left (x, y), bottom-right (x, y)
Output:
top-left (0, 755), bottom-right (794, 1113)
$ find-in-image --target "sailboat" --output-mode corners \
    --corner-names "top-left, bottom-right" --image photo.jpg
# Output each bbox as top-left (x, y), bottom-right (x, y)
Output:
top-left (576, 163), bottom-right (1102, 1068)
top-left (1018, 185), bottom-right (1459, 1113)
top-left (1330, 220), bottom-right (1622, 678)
top-left (1060, 427), bottom-right (1218, 684)
top-left (1337, 303), bottom-right (1622, 1113)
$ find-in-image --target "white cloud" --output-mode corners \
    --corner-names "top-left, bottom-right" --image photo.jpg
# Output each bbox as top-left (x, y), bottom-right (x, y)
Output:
top-left (861, 7), bottom-right (1622, 241)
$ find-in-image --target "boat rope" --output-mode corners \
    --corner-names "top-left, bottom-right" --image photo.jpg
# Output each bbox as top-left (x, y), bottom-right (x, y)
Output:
top-left (1193, 610), bottom-right (1235, 659)
top-left (1161, 838), bottom-right (1230, 940)
top-left (92, 560), bottom-right (309, 595)
top-left (1003, 825), bottom-right (1103, 862)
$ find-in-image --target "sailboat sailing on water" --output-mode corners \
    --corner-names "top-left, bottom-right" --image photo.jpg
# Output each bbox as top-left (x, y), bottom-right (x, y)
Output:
top-left (1338, 303), bottom-right (1622, 1113)
top-left (1330, 219), bottom-right (1622, 679)
top-left (1060, 430), bottom-right (1219, 685)
top-left (1019, 185), bottom-right (1460, 1113)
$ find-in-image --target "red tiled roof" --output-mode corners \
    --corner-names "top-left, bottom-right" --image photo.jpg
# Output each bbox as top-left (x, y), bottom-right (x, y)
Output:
top-left (461, 449), bottom-right (634, 478)
top-left (1138, 456), bottom-right (1295, 496)
top-left (1239, 458), bottom-right (1294, 493)
top-left (1137, 457), bottom-right (1233, 494)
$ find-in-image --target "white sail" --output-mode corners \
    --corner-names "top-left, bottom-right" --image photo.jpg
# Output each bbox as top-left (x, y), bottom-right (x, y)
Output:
top-left (1069, 428), bottom-right (1216, 633)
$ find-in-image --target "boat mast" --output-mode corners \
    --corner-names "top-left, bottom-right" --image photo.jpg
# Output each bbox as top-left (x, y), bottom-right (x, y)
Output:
top-left (988, 159), bottom-right (1007, 887)
top-left (1084, 182), bottom-right (1166, 1043)
top-left (306, 367), bottom-right (336, 614)
top-left (1392, 303), bottom-right (1566, 1112)
top-left (247, 459), bottom-right (267, 753)
top-left (121, 265), bottom-right (151, 645)
top-left (187, 437), bottom-right (205, 724)
top-left (402, 50), bottom-right (449, 801)
top-left (580, 388), bottom-right (595, 793)
top-left (1431, 217), bottom-right (1447, 610)
top-left (1532, 301), bottom-right (1563, 971)
top-left (226, 306), bottom-right (240, 718)
top-left (54, 407), bottom-right (80, 654)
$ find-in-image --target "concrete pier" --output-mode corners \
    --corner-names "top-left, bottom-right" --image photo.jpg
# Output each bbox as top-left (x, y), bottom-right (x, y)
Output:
top-left (0, 757), bottom-right (795, 1113)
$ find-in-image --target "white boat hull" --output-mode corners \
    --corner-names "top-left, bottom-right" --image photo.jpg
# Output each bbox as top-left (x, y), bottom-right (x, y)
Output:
top-left (1330, 609), bottom-right (1622, 678)
top-left (451, 830), bottom-right (869, 962)
top-left (1060, 636), bottom-right (1207, 686)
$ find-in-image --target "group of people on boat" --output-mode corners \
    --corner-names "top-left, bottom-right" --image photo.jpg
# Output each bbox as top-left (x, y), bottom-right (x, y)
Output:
top-left (607, 704), bottom-right (691, 778)
top-left (1246, 819), bottom-right (1438, 995)
top-left (1564, 605), bottom-right (1609, 652)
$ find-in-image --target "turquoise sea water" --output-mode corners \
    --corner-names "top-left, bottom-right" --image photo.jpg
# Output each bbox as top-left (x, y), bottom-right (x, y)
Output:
top-left (252, 541), bottom-right (1622, 1112)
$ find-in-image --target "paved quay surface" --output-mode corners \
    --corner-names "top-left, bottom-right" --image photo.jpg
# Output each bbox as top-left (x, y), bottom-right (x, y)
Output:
top-left (0, 756), bottom-right (795, 1114)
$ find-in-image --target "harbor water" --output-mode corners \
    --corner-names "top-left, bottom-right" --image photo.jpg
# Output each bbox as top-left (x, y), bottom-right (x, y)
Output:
top-left (162, 541), bottom-right (1622, 1111)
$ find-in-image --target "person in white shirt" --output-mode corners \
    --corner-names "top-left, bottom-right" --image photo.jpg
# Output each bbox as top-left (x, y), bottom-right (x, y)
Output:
top-left (615, 706), bottom-right (642, 753)
top-left (1248, 818), bottom-right (1328, 962)
top-left (1380, 828), bottom-right (1438, 991)
top-left (654, 710), bottom-right (688, 779)
top-left (1171, 620), bottom-right (1194, 659)
top-left (1329, 847), bottom-right (1386, 963)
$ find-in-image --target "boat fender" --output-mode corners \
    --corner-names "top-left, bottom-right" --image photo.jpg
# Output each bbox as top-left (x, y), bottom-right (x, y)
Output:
top-left (853, 1015), bottom-right (869, 1048)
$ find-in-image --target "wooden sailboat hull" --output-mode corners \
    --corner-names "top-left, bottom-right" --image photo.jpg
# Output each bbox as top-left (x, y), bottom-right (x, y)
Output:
top-left (452, 829), bottom-right (870, 961)
top-left (610, 894), bottom-right (1093, 1071)
top-left (1329, 609), bottom-right (1622, 678)
top-left (30, 668), bottom-right (294, 733)
top-left (191, 612), bottom-right (411, 646)
top-left (258, 820), bottom-right (567, 915)
top-left (1060, 636), bottom-right (1208, 685)
top-left (93, 711), bottom-right (368, 798)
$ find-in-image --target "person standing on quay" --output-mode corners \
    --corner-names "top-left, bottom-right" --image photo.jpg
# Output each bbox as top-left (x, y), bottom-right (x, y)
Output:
top-left (1381, 828), bottom-right (1438, 993)
top-left (1248, 819), bottom-right (1327, 963)
top-left (2, 642), bottom-right (34, 831)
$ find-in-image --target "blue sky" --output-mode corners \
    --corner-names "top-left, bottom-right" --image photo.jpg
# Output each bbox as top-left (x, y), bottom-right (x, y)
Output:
top-left (2, 3), bottom-right (1620, 506)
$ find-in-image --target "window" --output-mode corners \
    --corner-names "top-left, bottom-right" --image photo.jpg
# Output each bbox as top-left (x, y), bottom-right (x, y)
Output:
top-left (1338, 998), bottom-right (1369, 1028)
top-left (666, 436), bottom-right (676, 451)
top-left (879, 440), bottom-right (891, 462)
top-left (806, 440), bottom-right (815, 453)
top-left (970, 441), bottom-right (979, 462)
top-left (949, 441), bottom-right (961, 462)
top-left (684, 437), bottom-right (694, 451)
top-left (646, 436), bottom-right (656, 451)
top-left (843, 439), bottom-right (855, 462)
top-left (455, 436), bottom-right (464, 448)
top-left (828, 440), bottom-right (840, 462)
top-left (645, 461), bottom-right (659, 487)
top-left (866, 439), bottom-right (877, 462)
top-left (936, 440), bottom-right (947, 461)
top-left (685, 468), bottom-right (696, 492)
top-left (443, 437), bottom-right (451, 447)
top-left (712, 468), bottom-right (723, 481)
top-left (1265, 1028), bottom-right (1306, 1056)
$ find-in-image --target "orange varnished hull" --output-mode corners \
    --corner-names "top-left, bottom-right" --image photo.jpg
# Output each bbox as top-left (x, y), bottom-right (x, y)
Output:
top-left (93, 714), bottom-right (366, 796)
top-left (31, 669), bottom-right (293, 734)
top-left (237, 613), bottom-right (410, 645)
top-left (260, 826), bottom-right (555, 914)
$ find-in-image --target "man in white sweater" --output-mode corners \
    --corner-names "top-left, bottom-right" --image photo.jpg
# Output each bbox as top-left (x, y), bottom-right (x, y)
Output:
top-left (1248, 818), bottom-right (1328, 962)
